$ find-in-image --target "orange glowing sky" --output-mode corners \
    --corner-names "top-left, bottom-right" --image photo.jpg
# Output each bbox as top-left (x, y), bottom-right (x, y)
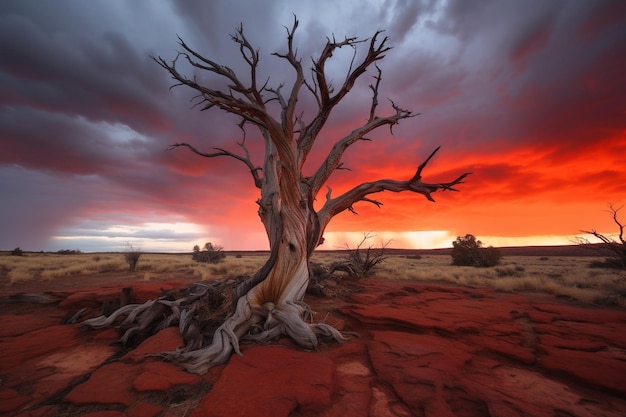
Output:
top-left (1, 1), bottom-right (625, 252)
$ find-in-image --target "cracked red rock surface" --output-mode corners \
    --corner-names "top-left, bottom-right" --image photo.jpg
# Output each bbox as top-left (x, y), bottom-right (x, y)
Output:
top-left (1, 278), bottom-right (625, 416)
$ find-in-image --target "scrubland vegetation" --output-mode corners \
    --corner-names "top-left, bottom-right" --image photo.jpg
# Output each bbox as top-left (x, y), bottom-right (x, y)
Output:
top-left (0, 252), bottom-right (269, 284)
top-left (0, 250), bottom-right (624, 308)
top-left (374, 254), bottom-right (625, 307)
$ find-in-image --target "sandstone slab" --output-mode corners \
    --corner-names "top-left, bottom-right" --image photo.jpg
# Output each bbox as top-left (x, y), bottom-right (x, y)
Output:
top-left (133, 361), bottom-right (202, 391)
top-left (64, 362), bottom-right (141, 407)
top-left (191, 345), bottom-right (335, 417)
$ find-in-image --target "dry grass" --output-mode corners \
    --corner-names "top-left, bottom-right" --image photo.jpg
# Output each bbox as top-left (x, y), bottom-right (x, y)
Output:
top-left (1, 251), bottom-right (624, 308)
top-left (0, 252), bottom-right (267, 285)
top-left (374, 255), bottom-right (626, 307)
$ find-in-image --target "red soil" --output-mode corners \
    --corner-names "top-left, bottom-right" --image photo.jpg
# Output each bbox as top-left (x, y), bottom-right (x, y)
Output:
top-left (1, 277), bottom-right (625, 417)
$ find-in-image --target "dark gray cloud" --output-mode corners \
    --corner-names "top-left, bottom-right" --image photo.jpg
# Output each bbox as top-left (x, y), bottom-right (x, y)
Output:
top-left (1, 0), bottom-right (625, 251)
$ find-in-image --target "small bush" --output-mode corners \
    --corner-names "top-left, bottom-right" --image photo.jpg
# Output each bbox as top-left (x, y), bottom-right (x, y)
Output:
top-left (192, 242), bottom-right (226, 264)
top-left (329, 233), bottom-right (388, 279)
top-left (57, 249), bottom-right (82, 255)
top-left (123, 243), bottom-right (142, 272)
top-left (451, 234), bottom-right (501, 267)
top-left (11, 247), bottom-right (23, 256)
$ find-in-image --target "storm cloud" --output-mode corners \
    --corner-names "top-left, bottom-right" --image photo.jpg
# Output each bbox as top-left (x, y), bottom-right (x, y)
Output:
top-left (1, 0), bottom-right (624, 251)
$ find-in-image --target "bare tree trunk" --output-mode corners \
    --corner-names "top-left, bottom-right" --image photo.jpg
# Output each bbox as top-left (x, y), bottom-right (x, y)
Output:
top-left (165, 190), bottom-right (346, 374)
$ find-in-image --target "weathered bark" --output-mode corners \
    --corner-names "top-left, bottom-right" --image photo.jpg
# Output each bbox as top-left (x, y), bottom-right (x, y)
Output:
top-left (81, 17), bottom-right (470, 374)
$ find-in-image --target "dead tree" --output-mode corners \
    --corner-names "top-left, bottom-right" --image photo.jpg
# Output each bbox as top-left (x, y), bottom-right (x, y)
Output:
top-left (580, 203), bottom-right (626, 269)
top-left (123, 243), bottom-right (142, 272)
top-left (82, 18), bottom-right (470, 374)
top-left (328, 233), bottom-right (390, 279)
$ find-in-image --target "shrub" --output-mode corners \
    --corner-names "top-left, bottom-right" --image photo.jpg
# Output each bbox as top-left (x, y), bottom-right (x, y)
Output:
top-left (57, 249), bottom-right (82, 254)
top-left (451, 234), bottom-right (501, 267)
top-left (123, 243), bottom-right (142, 272)
top-left (11, 247), bottom-right (23, 256)
top-left (481, 246), bottom-right (502, 267)
top-left (192, 242), bottom-right (226, 264)
top-left (329, 233), bottom-right (388, 279)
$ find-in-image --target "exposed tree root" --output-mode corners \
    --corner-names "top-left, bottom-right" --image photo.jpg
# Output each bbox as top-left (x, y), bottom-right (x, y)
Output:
top-left (81, 278), bottom-right (350, 375)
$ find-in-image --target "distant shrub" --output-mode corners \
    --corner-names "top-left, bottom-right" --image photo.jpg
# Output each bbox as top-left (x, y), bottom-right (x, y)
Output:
top-left (57, 249), bottom-right (82, 255)
top-left (451, 234), bottom-right (501, 267)
top-left (123, 243), bottom-right (142, 272)
top-left (11, 247), bottom-right (23, 256)
top-left (192, 242), bottom-right (226, 264)
top-left (329, 233), bottom-right (388, 279)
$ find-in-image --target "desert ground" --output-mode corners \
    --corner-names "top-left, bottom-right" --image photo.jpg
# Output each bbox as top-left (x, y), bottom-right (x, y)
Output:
top-left (1, 249), bottom-right (625, 416)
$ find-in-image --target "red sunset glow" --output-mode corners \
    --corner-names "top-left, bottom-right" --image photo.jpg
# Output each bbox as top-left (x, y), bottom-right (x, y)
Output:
top-left (1, 1), bottom-right (625, 252)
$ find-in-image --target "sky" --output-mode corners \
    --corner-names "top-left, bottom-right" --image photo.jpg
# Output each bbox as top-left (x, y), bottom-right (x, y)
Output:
top-left (1, 0), bottom-right (625, 252)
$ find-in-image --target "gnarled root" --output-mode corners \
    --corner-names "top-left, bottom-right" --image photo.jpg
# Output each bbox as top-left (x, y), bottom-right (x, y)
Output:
top-left (162, 295), bottom-right (255, 374)
top-left (245, 300), bottom-right (348, 348)
top-left (81, 280), bottom-right (351, 375)
top-left (81, 281), bottom-right (236, 349)
top-left (164, 295), bottom-right (349, 375)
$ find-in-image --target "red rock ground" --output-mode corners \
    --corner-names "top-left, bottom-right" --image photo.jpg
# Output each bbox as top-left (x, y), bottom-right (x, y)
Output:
top-left (1, 278), bottom-right (625, 417)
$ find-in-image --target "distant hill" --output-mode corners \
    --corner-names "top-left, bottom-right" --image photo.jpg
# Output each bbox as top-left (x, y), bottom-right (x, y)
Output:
top-left (379, 244), bottom-right (607, 257)
top-left (227, 244), bottom-right (610, 258)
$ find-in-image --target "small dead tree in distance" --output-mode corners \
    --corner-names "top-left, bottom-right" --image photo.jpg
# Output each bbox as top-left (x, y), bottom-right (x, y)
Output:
top-left (329, 233), bottom-right (390, 279)
top-left (83, 17), bottom-right (470, 374)
top-left (579, 203), bottom-right (626, 269)
top-left (123, 243), bottom-right (142, 272)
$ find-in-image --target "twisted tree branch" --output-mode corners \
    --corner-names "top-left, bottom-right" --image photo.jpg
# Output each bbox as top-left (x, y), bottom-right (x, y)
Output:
top-left (309, 103), bottom-right (415, 197)
top-left (152, 34), bottom-right (273, 129)
top-left (168, 142), bottom-right (263, 188)
top-left (318, 147), bottom-right (471, 226)
top-left (297, 31), bottom-right (392, 165)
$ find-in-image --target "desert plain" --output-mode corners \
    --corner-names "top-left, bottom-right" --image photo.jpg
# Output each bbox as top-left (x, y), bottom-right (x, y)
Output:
top-left (1, 249), bottom-right (625, 417)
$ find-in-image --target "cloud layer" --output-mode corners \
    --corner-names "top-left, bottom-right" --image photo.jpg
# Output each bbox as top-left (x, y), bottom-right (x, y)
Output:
top-left (1, 0), bottom-right (625, 251)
